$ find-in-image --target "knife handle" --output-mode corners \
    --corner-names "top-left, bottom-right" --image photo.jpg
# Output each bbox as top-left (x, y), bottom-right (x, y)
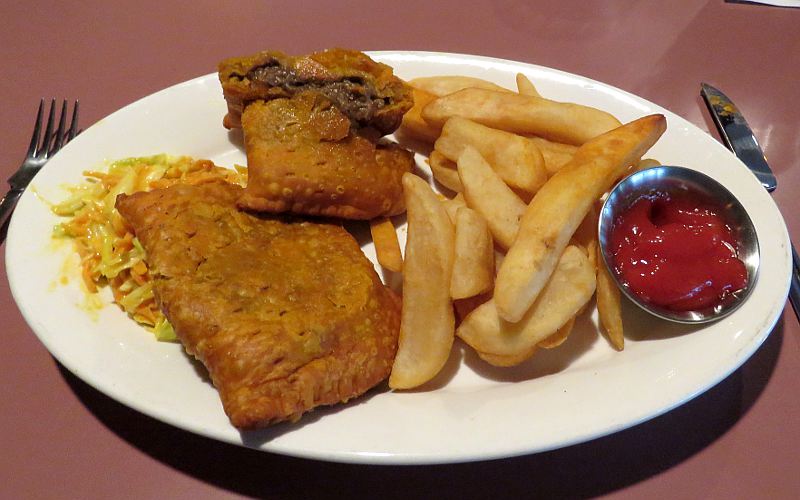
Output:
top-left (790, 245), bottom-right (800, 321)
top-left (0, 188), bottom-right (23, 244)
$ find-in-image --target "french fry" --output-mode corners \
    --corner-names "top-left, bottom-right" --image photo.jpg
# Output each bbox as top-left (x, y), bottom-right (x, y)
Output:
top-left (527, 136), bottom-right (578, 176)
top-left (456, 146), bottom-right (527, 249)
top-left (457, 246), bottom-right (596, 363)
top-left (515, 73), bottom-right (541, 97)
top-left (571, 204), bottom-right (599, 255)
top-left (428, 150), bottom-right (463, 192)
top-left (453, 291), bottom-right (491, 323)
top-left (422, 88), bottom-right (622, 145)
top-left (574, 203), bottom-right (602, 317)
top-left (397, 74), bottom-right (668, 371)
top-left (399, 87), bottom-right (440, 142)
top-left (587, 237), bottom-right (598, 271)
top-left (441, 192), bottom-right (466, 224)
top-left (494, 114), bottom-right (667, 322)
top-left (369, 217), bottom-right (403, 272)
top-left (477, 346), bottom-right (538, 367)
top-left (389, 173), bottom-right (455, 389)
top-left (435, 117), bottom-right (547, 199)
top-left (596, 244), bottom-right (624, 350)
top-left (451, 207), bottom-right (495, 299)
top-left (635, 157), bottom-right (661, 172)
top-left (409, 75), bottom-right (511, 96)
top-left (537, 317), bottom-right (575, 349)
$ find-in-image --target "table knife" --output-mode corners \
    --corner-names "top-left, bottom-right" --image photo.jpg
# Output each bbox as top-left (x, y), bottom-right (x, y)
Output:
top-left (701, 82), bottom-right (800, 320)
top-left (701, 83), bottom-right (777, 192)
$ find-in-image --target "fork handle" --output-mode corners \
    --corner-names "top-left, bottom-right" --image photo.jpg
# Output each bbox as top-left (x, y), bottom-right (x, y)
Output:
top-left (0, 188), bottom-right (24, 244)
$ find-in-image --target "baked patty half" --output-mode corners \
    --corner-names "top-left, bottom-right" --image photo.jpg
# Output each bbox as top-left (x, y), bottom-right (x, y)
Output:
top-left (116, 180), bottom-right (401, 428)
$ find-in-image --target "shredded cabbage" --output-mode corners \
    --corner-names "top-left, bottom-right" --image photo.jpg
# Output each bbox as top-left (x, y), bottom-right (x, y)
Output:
top-left (52, 155), bottom-right (246, 341)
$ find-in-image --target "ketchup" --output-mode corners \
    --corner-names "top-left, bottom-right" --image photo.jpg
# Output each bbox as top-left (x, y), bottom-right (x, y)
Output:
top-left (609, 191), bottom-right (748, 311)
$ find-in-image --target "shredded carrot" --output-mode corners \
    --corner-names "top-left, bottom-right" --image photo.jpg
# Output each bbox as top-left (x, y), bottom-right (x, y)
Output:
top-left (81, 262), bottom-right (98, 293)
top-left (132, 260), bottom-right (148, 276)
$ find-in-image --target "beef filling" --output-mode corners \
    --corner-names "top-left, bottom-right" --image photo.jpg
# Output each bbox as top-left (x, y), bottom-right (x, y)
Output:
top-left (248, 64), bottom-right (385, 125)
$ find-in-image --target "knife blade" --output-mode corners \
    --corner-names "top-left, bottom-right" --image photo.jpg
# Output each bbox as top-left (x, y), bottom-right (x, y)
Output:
top-left (700, 83), bottom-right (777, 192)
top-left (700, 83), bottom-right (800, 320)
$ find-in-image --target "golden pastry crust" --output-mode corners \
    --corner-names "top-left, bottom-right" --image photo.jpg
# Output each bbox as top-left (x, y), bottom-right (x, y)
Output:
top-left (218, 48), bottom-right (413, 134)
top-left (237, 93), bottom-right (414, 219)
top-left (116, 180), bottom-right (401, 428)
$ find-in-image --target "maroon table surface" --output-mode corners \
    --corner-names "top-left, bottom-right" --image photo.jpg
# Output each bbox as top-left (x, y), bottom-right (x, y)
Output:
top-left (2, 1), bottom-right (799, 498)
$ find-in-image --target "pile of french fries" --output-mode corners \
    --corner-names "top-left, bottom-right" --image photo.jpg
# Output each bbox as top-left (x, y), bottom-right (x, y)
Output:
top-left (374, 74), bottom-right (667, 389)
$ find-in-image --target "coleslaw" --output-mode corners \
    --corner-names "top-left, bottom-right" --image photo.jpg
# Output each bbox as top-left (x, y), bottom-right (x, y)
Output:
top-left (52, 155), bottom-right (246, 340)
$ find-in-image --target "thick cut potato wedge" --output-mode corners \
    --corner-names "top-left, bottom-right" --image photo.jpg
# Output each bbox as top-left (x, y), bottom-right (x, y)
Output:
top-left (451, 207), bottom-right (495, 299)
top-left (441, 192), bottom-right (467, 224)
top-left (399, 87), bottom-right (440, 142)
top-left (587, 237), bottom-right (599, 271)
top-left (494, 114), bottom-right (667, 322)
top-left (456, 146), bottom-right (527, 249)
top-left (596, 244), bottom-right (624, 350)
top-left (635, 157), bottom-right (661, 172)
top-left (422, 88), bottom-right (622, 145)
top-left (477, 346), bottom-right (538, 367)
top-left (457, 246), bottom-right (595, 363)
top-left (370, 217), bottom-right (403, 272)
top-left (435, 117), bottom-right (547, 199)
top-left (453, 291), bottom-right (492, 324)
top-left (515, 73), bottom-right (541, 97)
top-left (389, 173), bottom-right (455, 389)
top-left (537, 317), bottom-right (575, 349)
top-left (409, 76), bottom-right (511, 97)
top-left (428, 150), bottom-right (463, 192)
top-left (571, 204), bottom-right (599, 254)
top-left (527, 136), bottom-right (578, 176)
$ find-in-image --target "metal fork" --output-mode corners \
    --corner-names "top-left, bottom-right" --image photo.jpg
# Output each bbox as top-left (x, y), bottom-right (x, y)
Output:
top-left (0, 99), bottom-right (80, 244)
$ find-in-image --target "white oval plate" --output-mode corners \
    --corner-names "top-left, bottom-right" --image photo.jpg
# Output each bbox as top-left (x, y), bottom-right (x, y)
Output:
top-left (6, 52), bottom-right (791, 465)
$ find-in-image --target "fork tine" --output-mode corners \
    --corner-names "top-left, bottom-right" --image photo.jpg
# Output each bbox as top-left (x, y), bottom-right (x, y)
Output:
top-left (67, 100), bottom-right (80, 141)
top-left (39, 99), bottom-right (57, 157)
top-left (26, 99), bottom-right (45, 157)
top-left (50, 100), bottom-right (69, 156)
